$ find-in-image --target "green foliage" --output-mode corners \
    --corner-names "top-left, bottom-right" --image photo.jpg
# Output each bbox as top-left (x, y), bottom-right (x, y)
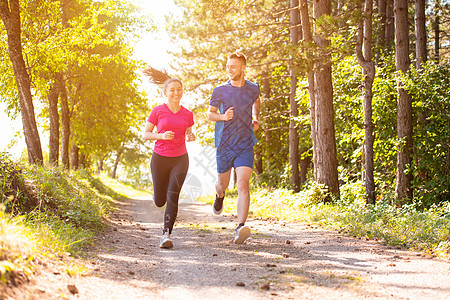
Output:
top-left (0, 155), bottom-right (130, 287)
top-left (0, 155), bottom-right (116, 255)
top-left (371, 55), bottom-right (399, 193)
top-left (333, 56), bottom-right (364, 178)
top-left (1, 0), bottom-right (152, 171)
top-left (227, 184), bottom-right (450, 259)
top-left (402, 61), bottom-right (450, 207)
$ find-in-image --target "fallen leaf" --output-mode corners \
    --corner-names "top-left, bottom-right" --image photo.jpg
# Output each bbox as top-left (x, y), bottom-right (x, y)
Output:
top-left (67, 284), bottom-right (79, 294)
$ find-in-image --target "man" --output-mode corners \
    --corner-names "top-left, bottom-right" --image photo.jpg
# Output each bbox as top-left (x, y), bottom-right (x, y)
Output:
top-left (207, 52), bottom-right (261, 244)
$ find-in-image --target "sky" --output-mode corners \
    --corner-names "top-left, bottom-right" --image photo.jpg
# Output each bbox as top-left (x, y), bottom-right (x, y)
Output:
top-left (0, 0), bottom-right (180, 158)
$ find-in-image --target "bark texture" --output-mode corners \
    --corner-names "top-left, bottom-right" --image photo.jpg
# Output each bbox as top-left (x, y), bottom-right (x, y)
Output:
top-left (289, 0), bottom-right (300, 192)
top-left (0, 0), bottom-right (43, 164)
top-left (48, 80), bottom-right (60, 165)
top-left (394, 0), bottom-right (413, 204)
top-left (312, 0), bottom-right (340, 198)
top-left (356, 0), bottom-right (376, 204)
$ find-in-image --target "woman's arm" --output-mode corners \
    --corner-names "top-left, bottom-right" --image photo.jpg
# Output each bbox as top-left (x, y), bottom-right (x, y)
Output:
top-left (185, 126), bottom-right (195, 142)
top-left (142, 122), bottom-right (174, 141)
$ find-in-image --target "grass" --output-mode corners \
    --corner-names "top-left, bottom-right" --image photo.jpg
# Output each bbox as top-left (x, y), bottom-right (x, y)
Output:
top-left (0, 153), bottom-right (125, 289)
top-left (198, 180), bottom-right (450, 259)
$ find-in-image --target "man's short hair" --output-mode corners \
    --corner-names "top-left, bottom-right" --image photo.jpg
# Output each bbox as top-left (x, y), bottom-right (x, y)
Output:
top-left (228, 52), bottom-right (247, 65)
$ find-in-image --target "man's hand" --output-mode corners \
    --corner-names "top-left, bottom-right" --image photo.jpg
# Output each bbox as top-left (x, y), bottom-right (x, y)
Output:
top-left (252, 119), bottom-right (260, 131)
top-left (223, 107), bottom-right (234, 121)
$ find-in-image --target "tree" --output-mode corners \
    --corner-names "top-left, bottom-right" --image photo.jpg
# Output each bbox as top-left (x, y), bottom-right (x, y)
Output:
top-left (312, 0), bottom-right (340, 197)
top-left (433, 0), bottom-right (440, 62)
top-left (0, 0), bottom-right (43, 164)
top-left (415, 0), bottom-right (427, 69)
top-left (289, 0), bottom-right (300, 192)
top-left (47, 81), bottom-right (60, 165)
top-left (299, 0), bottom-right (316, 180)
top-left (394, 0), bottom-right (413, 204)
top-left (356, 0), bottom-right (376, 204)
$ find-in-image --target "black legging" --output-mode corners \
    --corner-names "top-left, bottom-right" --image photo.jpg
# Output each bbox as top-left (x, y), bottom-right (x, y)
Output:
top-left (151, 152), bottom-right (189, 234)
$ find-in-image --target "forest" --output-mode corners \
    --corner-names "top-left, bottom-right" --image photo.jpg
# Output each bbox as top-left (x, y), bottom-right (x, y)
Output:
top-left (3, 0), bottom-right (449, 207)
top-left (0, 0), bottom-right (450, 207)
top-left (164, 0), bottom-right (450, 208)
top-left (1, 0), bottom-right (450, 251)
top-left (1, 0), bottom-right (450, 295)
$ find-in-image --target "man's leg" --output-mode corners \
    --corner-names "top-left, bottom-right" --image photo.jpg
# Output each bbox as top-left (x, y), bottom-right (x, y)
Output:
top-left (235, 166), bottom-right (252, 224)
top-left (216, 169), bottom-right (232, 197)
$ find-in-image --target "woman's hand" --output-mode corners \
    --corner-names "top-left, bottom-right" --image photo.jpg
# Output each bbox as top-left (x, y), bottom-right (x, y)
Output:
top-left (186, 132), bottom-right (195, 142)
top-left (161, 131), bottom-right (175, 140)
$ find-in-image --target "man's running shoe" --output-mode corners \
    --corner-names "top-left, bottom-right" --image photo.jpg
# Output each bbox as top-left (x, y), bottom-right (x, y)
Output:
top-left (213, 192), bottom-right (225, 215)
top-left (159, 231), bottom-right (173, 249)
top-left (233, 224), bottom-right (250, 244)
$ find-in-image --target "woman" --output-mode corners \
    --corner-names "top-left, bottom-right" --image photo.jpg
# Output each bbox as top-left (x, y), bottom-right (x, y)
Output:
top-left (142, 67), bottom-right (195, 249)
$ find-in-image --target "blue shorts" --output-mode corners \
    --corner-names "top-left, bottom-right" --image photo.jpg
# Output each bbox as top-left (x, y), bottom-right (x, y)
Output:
top-left (216, 147), bottom-right (254, 174)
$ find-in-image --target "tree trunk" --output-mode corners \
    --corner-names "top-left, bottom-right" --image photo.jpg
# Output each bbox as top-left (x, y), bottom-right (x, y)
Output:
top-left (111, 146), bottom-right (124, 179)
top-left (434, 0), bottom-right (440, 62)
top-left (80, 152), bottom-right (87, 169)
top-left (385, 0), bottom-right (395, 46)
top-left (71, 144), bottom-right (79, 170)
top-left (57, 73), bottom-right (71, 169)
top-left (97, 158), bottom-right (104, 175)
top-left (313, 0), bottom-right (340, 198)
top-left (289, 0), bottom-right (300, 192)
top-left (48, 80), bottom-right (60, 165)
top-left (300, 0), bottom-right (317, 180)
top-left (58, 0), bottom-right (71, 168)
top-left (378, 0), bottom-right (387, 52)
top-left (0, 0), bottom-right (43, 165)
top-left (262, 66), bottom-right (271, 174)
top-left (415, 0), bottom-right (427, 69)
top-left (254, 147), bottom-right (263, 176)
top-left (356, 0), bottom-right (376, 204)
top-left (299, 154), bottom-right (310, 183)
top-left (394, 0), bottom-right (413, 204)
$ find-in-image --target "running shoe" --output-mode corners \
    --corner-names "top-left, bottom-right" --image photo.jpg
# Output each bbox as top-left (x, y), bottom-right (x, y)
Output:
top-left (213, 192), bottom-right (225, 215)
top-left (233, 224), bottom-right (251, 244)
top-left (159, 231), bottom-right (173, 249)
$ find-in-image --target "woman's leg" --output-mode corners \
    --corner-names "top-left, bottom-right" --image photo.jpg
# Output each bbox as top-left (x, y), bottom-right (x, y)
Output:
top-left (150, 153), bottom-right (170, 208)
top-left (164, 154), bottom-right (189, 234)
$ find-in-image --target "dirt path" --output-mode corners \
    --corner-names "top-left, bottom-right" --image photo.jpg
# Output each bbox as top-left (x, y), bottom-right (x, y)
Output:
top-left (10, 196), bottom-right (450, 299)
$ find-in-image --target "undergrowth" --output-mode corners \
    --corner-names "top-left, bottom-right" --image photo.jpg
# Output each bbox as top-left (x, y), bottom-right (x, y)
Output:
top-left (199, 180), bottom-right (450, 259)
top-left (0, 153), bottom-right (122, 290)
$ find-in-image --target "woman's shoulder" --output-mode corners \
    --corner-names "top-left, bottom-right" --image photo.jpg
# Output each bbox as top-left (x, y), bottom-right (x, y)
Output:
top-left (153, 103), bottom-right (167, 110)
top-left (180, 105), bottom-right (193, 115)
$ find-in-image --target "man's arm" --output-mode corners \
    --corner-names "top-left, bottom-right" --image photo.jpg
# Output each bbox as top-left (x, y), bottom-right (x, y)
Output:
top-left (252, 98), bottom-right (261, 130)
top-left (207, 105), bottom-right (234, 122)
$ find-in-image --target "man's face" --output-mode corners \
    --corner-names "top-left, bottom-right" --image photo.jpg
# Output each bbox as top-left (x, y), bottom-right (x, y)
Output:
top-left (226, 58), bottom-right (245, 81)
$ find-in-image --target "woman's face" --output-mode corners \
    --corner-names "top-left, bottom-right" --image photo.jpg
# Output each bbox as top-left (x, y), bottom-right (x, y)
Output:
top-left (164, 81), bottom-right (183, 103)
